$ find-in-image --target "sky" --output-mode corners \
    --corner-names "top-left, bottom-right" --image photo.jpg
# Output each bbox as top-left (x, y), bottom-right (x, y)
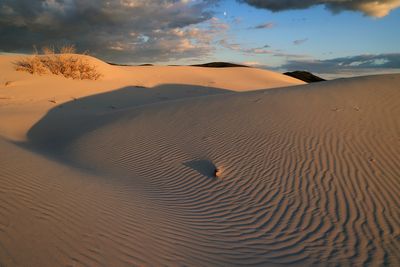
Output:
top-left (1, 0), bottom-right (399, 78)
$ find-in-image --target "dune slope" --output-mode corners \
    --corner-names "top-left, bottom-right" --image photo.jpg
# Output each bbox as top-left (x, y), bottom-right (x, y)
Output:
top-left (0, 54), bottom-right (304, 142)
top-left (0, 54), bottom-right (399, 266)
top-left (0, 53), bottom-right (400, 266)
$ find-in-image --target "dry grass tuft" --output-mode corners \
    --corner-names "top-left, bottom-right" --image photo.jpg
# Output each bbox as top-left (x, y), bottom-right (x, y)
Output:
top-left (15, 45), bottom-right (102, 80)
top-left (59, 44), bottom-right (76, 54)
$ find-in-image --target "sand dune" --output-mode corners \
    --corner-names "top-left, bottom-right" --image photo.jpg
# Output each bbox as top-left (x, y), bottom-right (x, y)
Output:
top-left (0, 55), bottom-right (399, 266)
top-left (0, 55), bottom-right (303, 142)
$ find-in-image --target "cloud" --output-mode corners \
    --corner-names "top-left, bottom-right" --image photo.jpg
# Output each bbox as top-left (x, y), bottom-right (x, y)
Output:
top-left (280, 53), bottom-right (400, 77)
top-left (239, 0), bottom-right (400, 17)
top-left (1, 1), bottom-right (398, 65)
top-left (242, 61), bottom-right (262, 66)
top-left (0, 0), bottom-right (221, 63)
top-left (293, 38), bottom-right (308, 45)
top-left (251, 22), bottom-right (275, 29)
top-left (232, 17), bottom-right (243, 25)
top-left (219, 39), bottom-right (308, 58)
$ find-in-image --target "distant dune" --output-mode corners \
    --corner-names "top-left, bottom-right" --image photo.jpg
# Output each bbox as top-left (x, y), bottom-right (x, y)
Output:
top-left (191, 62), bottom-right (249, 68)
top-left (284, 70), bottom-right (326, 83)
top-left (108, 62), bottom-right (154, 67)
top-left (107, 62), bottom-right (247, 68)
top-left (0, 54), bottom-right (399, 266)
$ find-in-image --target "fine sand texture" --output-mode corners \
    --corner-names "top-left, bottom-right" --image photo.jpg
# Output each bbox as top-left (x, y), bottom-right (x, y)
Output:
top-left (0, 55), bottom-right (399, 266)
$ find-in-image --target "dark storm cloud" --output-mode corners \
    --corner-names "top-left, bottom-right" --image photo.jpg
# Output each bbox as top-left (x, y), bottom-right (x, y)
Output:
top-left (239, 0), bottom-right (400, 17)
top-left (281, 53), bottom-right (400, 73)
top-left (0, 0), bottom-right (220, 63)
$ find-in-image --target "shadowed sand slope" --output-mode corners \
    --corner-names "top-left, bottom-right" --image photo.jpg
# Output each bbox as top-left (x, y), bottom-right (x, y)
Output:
top-left (26, 84), bottom-right (231, 151)
top-left (0, 74), bottom-right (397, 266)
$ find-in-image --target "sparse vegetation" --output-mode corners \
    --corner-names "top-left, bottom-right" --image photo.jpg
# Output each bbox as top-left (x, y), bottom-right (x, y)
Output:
top-left (14, 45), bottom-right (102, 80)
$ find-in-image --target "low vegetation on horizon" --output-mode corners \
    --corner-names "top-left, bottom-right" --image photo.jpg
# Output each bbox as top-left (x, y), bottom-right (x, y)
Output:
top-left (14, 45), bottom-right (102, 80)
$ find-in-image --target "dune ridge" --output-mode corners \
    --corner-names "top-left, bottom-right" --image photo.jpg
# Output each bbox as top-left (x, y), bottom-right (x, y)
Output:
top-left (0, 53), bottom-right (399, 266)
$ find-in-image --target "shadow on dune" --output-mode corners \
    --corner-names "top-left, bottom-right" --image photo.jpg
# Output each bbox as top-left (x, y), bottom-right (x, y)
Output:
top-left (183, 159), bottom-right (218, 178)
top-left (26, 84), bottom-right (233, 154)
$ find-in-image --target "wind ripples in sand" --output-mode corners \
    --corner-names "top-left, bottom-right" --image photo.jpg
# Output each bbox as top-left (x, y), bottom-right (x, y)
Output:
top-left (0, 75), bottom-right (399, 266)
top-left (61, 76), bottom-right (400, 266)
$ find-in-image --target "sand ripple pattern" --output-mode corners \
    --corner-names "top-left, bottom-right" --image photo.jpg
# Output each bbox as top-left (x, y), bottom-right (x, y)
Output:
top-left (1, 75), bottom-right (399, 266)
top-left (66, 76), bottom-right (400, 266)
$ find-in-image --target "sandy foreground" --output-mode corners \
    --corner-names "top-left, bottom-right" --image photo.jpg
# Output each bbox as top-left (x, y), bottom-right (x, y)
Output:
top-left (0, 55), bottom-right (399, 266)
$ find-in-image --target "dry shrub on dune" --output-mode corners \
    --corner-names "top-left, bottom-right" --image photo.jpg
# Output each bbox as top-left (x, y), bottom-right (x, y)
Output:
top-left (15, 45), bottom-right (102, 80)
